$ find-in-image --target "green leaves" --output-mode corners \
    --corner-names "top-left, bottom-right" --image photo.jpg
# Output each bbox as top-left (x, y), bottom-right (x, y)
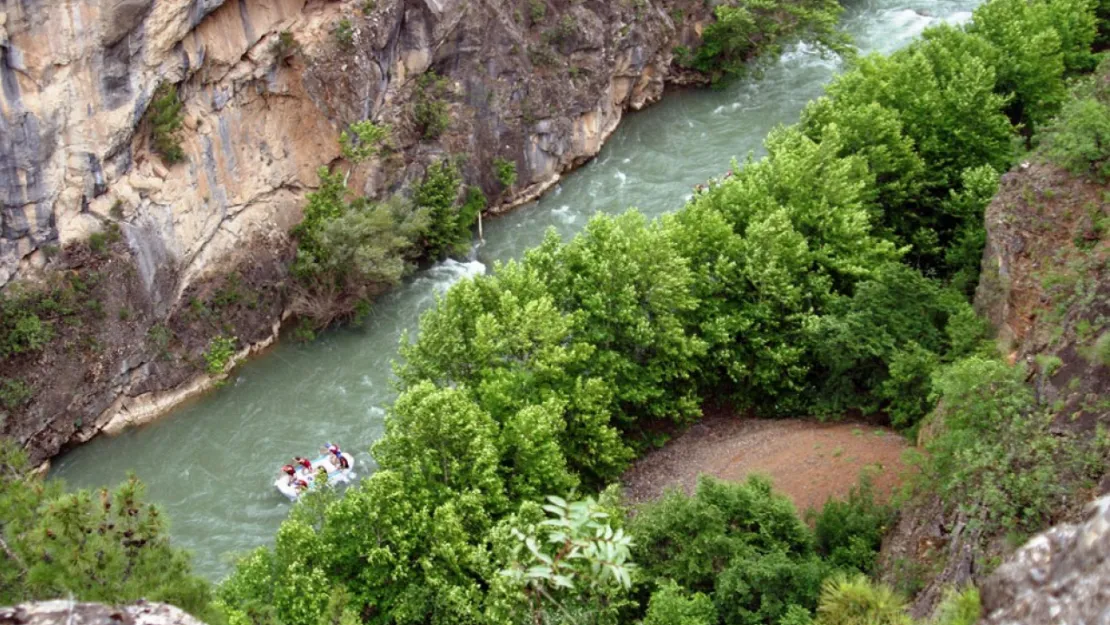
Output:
top-left (339, 121), bottom-right (391, 163)
top-left (694, 0), bottom-right (849, 82)
top-left (0, 442), bottom-right (217, 621)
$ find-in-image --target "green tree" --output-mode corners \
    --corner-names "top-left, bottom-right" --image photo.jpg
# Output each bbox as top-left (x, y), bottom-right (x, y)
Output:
top-left (814, 575), bottom-right (910, 625)
top-left (694, 0), bottom-right (849, 81)
top-left (339, 121), bottom-right (391, 163)
top-left (0, 442), bottom-right (216, 621)
top-left (522, 212), bottom-right (707, 435)
top-left (643, 582), bottom-right (717, 625)
top-left (147, 82), bottom-right (185, 164)
top-left (415, 160), bottom-right (465, 258)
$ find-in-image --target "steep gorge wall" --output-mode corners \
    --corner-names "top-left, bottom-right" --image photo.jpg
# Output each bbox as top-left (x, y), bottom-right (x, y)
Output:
top-left (878, 160), bottom-right (1110, 617)
top-left (0, 0), bottom-right (709, 465)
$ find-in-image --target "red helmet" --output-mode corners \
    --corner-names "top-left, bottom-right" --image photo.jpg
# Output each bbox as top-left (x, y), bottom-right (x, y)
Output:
top-left (282, 464), bottom-right (295, 475)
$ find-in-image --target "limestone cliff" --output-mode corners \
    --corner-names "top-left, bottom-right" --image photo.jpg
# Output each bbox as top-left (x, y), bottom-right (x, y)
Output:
top-left (0, 0), bottom-right (710, 465)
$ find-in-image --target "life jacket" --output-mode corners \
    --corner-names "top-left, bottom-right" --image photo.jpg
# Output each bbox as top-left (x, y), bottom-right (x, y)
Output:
top-left (282, 465), bottom-right (295, 476)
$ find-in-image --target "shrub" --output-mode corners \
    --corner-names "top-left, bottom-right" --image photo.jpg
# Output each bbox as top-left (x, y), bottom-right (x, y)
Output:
top-left (335, 18), bottom-right (354, 48)
top-left (203, 335), bottom-right (237, 375)
top-left (529, 0), bottom-right (546, 24)
top-left (0, 377), bottom-right (33, 411)
top-left (694, 0), bottom-right (849, 81)
top-left (630, 475), bottom-right (824, 622)
top-left (271, 30), bottom-right (299, 62)
top-left (414, 71), bottom-right (451, 139)
top-left (920, 357), bottom-right (1110, 533)
top-left (814, 574), bottom-right (910, 625)
top-left (643, 582), bottom-right (717, 625)
top-left (414, 159), bottom-right (464, 258)
top-left (493, 156), bottom-right (518, 189)
top-left (147, 82), bottom-right (185, 164)
top-left (809, 476), bottom-right (893, 575)
top-left (0, 311), bottom-right (51, 359)
top-left (290, 168), bottom-right (429, 329)
top-left (495, 494), bottom-right (635, 625)
top-left (339, 120), bottom-right (390, 163)
top-left (1038, 92), bottom-right (1110, 180)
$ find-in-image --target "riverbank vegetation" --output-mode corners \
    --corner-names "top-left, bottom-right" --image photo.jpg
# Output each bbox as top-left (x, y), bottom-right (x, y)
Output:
top-left (3, 0), bottom-right (1108, 623)
top-left (212, 0), bottom-right (1107, 623)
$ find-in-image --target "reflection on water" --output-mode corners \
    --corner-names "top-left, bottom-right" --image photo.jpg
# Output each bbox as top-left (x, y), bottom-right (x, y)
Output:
top-left (52, 0), bottom-right (982, 580)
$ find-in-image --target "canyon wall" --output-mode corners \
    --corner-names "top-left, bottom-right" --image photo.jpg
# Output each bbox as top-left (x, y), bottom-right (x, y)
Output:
top-left (0, 0), bottom-right (709, 465)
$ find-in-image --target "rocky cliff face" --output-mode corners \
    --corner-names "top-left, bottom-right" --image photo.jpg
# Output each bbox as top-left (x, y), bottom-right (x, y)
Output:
top-left (0, 601), bottom-right (204, 625)
top-left (0, 0), bottom-right (710, 465)
top-left (878, 159), bottom-right (1110, 618)
top-left (980, 495), bottom-right (1110, 625)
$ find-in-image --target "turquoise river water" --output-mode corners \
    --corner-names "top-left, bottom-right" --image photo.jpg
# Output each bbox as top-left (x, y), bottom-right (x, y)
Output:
top-left (53, 0), bottom-right (980, 580)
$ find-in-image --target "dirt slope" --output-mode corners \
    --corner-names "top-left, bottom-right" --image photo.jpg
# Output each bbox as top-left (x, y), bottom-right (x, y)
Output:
top-left (623, 413), bottom-right (910, 514)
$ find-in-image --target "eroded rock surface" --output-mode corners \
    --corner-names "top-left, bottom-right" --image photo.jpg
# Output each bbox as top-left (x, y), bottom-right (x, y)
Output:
top-left (980, 496), bottom-right (1110, 625)
top-left (1, 0), bottom-right (711, 464)
top-left (0, 601), bottom-right (204, 625)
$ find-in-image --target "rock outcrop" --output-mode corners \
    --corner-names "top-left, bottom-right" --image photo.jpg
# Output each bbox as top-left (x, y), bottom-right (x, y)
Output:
top-left (0, 601), bottom-right (204, 625)
top-left (980, 495), bottom-right (1110, 625)
top-left (878, 159), bottom-right (1110, 618)
top-left (0, 0), bottom-right (711, 464)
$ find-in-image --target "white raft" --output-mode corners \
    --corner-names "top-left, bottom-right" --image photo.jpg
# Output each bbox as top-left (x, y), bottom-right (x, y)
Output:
top-left (274, 452), bottom-right (356, 501)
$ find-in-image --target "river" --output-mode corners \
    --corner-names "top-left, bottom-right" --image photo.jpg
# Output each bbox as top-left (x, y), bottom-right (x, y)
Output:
top-left (52, 0), bottom-right (979, 581)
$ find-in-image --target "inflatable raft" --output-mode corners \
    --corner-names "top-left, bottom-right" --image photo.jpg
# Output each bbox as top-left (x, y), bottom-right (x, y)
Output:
top-left (274, 452), bottom-right (356, 501)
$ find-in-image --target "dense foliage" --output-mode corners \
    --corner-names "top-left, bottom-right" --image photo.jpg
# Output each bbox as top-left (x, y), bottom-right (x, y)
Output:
top-left (691, 0), bottom-right (850, 81)
top-left (289, 157), bottom-right (484, 331)
top-left (217, 1), bottom-right (1110, 623)
top-left (0, 442), bottom-right (217, 621)
top-left (913, 357), bottom-right (1108, 534)
top-left (289, 168), bottom-right (431, 331)
top-left (1036, 58), bottom-right (1110, 180)
top-left (7, 0), bottom-right (1106, 623)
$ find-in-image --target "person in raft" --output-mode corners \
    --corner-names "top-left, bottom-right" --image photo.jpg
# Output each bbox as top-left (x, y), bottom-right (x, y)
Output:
top-left (293, 456), bottom-right (312, 473)
top-left (325, 443), bottom-right (350, 470)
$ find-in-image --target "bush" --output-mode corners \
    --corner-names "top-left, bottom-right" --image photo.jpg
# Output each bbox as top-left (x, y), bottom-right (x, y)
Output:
top-left (814, 574), bottom-right (910, 625)
top-left (147, 82), bottom-right (185, 164)
top-left (493, 157), bottom-right (518, 189)
top-left (339, 121), bottom-right (390, 163)
top-left (335, 18), bottom-right (354, 48)
top-left (0, 309), bottom-right (51, 359)
top-left (643, 582), bottom-right (717, 625)
top-left (271, 30), bottom-right (299, 62)
top-left (290, 168), bottom-right (429, 329)
top-left (630, 476), bottom-right (824, 623)
top-left (203, 335), bottom-right (237, 375)
top-left (0, 377), bottom-right (32, 411)
top-left (414, 71), bottom-right (451, 139)
top-left (1038, 83), bottom-right (1110, 180)
top-left (693, 0), bottom-right (849, 81)
top-left (529, 0), bottom-right (546, 24)
top-left (809, 476), bottom-right (893, 575)
top-left (920, 357), bottom-right (1110, 533)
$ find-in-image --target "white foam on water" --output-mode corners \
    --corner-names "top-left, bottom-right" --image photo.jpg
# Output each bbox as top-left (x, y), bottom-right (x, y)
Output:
top-left (713, 104), bottom-right (728, 114)
top-left (552, 205), bottom-right (578, 224)
top-left (946, 11), bottom-right (973, 25)
top-left (614, 170), bottom-right (627, 186)
top-left (887, 8), bottom-right (933, 38)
